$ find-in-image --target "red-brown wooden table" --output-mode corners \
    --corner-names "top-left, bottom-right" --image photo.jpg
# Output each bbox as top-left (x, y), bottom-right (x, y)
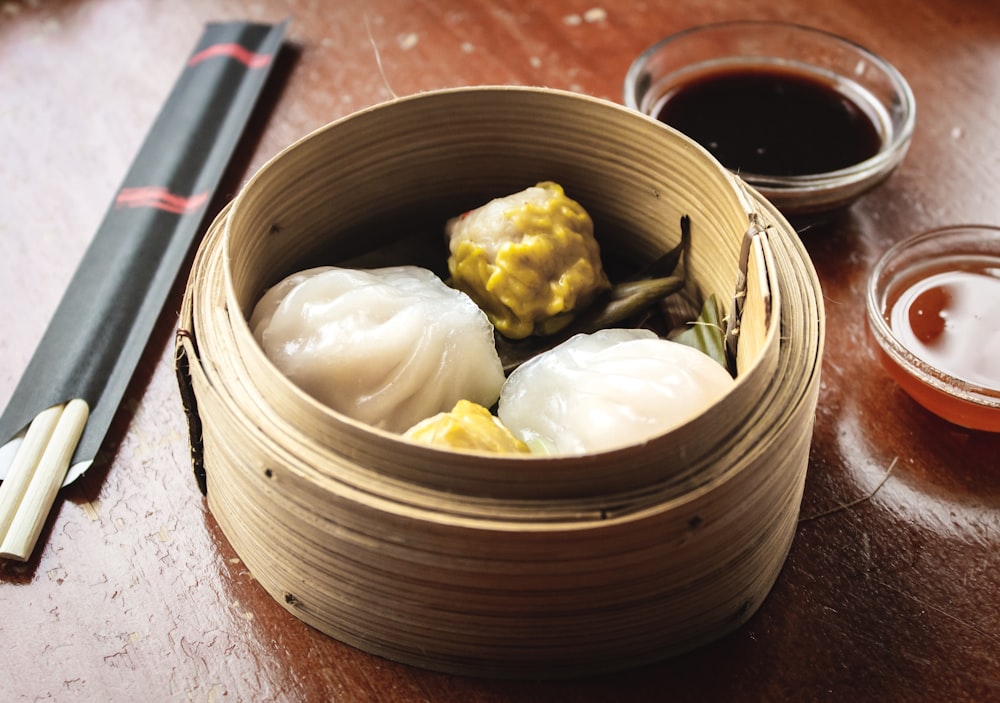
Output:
top-left (2, 1), bottom-right (998, 700)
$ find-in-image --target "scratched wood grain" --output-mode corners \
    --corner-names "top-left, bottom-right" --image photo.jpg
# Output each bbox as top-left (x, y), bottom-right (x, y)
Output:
top-left (1, 0), bottom-right (999, 701)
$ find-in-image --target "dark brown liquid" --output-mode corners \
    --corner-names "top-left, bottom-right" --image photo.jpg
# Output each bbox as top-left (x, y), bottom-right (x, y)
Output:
top-left (654, 66), bottom-right (883, 176)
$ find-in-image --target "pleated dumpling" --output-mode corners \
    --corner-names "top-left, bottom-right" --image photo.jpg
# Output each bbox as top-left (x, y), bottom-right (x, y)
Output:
top-left (497, 329), bottom-right (734, 455)
top-left (250, 265), bottom-right (506, 433)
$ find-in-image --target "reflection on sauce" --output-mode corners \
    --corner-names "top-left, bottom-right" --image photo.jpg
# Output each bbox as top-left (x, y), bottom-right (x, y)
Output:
top-left (879, 257), bottom-right (1000, 431)
top-left (887, 264), bottom-right (1000, 389)
top-left (653, 65), bottom-right (883, 177)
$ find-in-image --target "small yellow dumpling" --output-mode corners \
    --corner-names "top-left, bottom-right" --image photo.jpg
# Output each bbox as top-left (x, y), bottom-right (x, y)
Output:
top-left (403, 400), bottom-right (531, 454)
top-left (446, 182), bottom-right (611, 339)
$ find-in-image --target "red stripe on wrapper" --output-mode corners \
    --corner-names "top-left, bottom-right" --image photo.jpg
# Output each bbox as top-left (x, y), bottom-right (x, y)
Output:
top-left (187, 43), bottom-right (273, 69)
top-left (115, 187), bottom-right (209, 215)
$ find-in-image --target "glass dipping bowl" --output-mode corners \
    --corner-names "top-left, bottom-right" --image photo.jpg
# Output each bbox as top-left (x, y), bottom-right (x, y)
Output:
top-left (624, 21), bottom-right (916, 217)
top-left (866, 225), bottom-right (1000, 432)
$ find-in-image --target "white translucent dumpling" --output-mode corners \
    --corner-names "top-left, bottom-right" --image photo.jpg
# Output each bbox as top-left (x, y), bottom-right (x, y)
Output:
top-left (497, 328), bottom-right (735, 455)
top-left (250, 265), bottom-right (506, 433)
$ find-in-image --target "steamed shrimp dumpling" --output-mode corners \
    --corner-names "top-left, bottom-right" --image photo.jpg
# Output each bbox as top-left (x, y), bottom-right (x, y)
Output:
top-left (250, 265), bottom-right (506, 433)
top-left (498, 329), bottom-right (734, 455)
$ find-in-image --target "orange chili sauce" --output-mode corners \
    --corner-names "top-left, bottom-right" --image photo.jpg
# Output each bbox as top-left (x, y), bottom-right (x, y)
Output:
top-left (876, 257), bottom-right (1000, 432)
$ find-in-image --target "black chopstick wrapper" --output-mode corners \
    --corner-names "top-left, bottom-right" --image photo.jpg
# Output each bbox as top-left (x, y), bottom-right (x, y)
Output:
top-left (0, 20), bottom-right (289, 485)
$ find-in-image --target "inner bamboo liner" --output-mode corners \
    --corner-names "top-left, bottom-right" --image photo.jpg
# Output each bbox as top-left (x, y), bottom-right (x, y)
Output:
top-left (175, 87), bottom-right (825, 678)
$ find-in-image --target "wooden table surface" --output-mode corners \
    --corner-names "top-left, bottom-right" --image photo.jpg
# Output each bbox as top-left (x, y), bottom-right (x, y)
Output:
top-left (2, 0), bottom-right (999, 700)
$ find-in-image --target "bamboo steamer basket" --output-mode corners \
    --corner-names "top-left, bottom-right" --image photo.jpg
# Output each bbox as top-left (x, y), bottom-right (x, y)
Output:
top-left (175, 86), bottom-right (824, 679)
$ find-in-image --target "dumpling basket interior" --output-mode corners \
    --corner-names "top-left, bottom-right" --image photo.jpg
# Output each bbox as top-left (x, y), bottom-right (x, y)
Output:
top-left (175, 86), bottom-right (825, 679)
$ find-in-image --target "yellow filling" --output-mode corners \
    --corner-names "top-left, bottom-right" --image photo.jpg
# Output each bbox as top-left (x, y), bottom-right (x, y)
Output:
top-left (403, 400), bottom-right (530, 454)
top-left (448, 182), bottom-right (610, 339)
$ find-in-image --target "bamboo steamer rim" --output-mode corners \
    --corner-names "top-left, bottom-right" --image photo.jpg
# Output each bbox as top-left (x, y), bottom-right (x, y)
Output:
top-left (181, 190), bottom-right (820, 528)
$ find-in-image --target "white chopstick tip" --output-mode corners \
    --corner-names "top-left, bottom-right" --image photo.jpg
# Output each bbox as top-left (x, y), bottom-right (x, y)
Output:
top-left (0, 399), bottom-right (90, 562)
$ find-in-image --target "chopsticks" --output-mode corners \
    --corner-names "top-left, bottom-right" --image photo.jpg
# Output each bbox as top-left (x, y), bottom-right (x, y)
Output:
top-left (0, 400), bottom-right (89, 561)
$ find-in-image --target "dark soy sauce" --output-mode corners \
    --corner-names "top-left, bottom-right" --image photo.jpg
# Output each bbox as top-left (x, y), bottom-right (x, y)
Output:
top-left (654, 65), bottom-right (883, 177)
